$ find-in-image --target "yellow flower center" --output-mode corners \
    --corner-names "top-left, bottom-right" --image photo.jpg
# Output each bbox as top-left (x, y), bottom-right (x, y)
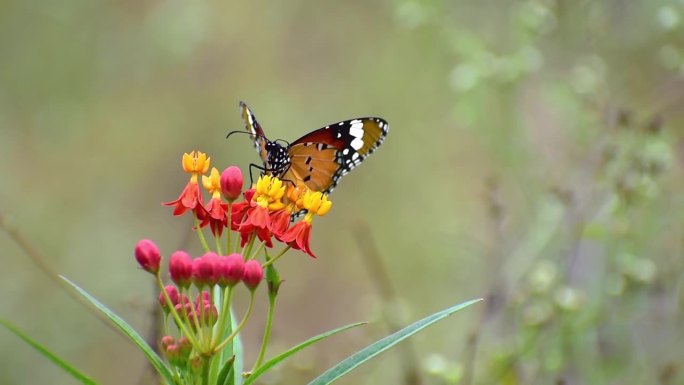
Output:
top-left (182, 151), bottom-right (210, 175)
top-left (296, 190), bottom-right (333, 220)
top-left (202, 167), bottom-right (222, 199)
top-left (253, 175), bottom-right (286, 211)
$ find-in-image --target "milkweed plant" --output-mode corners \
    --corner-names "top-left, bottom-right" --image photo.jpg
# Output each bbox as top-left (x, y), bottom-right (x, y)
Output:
top-left (1, 150), bottom-right (480, 385)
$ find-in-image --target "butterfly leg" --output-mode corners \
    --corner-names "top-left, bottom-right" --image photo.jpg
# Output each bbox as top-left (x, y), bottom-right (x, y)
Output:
top-left (248, 163), bottom-right (268, 186)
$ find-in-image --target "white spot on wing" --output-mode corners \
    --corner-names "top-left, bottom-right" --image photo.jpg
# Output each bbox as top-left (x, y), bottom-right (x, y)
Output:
top-left (351, 137), bottom-right (364, 150)
top-left (349, 121), bottom-right (364, 138)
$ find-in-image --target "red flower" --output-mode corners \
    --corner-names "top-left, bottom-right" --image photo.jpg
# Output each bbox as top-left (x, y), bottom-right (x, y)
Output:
top-left (230, 189), bottom-right (255, 231)
top-left (279, 220), bottom-right (315, 258)
top-left (269, 209), bottom-right (291, 238)
top-left (163, 180), bottom-right (204, 216)
top-left (199, 197), bottom-right (228, 236)
top-left (163, 151), bottom-right (210, 217)
top-left (238, 204), bottom-right (273, 248)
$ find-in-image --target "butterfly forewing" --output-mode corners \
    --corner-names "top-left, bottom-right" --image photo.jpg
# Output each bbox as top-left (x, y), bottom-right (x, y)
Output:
top-left (240, 101), bottom-right (270, 169)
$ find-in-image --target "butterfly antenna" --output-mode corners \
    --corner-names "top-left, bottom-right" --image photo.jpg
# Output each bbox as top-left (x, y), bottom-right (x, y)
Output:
top-left (226, 130), bottom-right (266, 140)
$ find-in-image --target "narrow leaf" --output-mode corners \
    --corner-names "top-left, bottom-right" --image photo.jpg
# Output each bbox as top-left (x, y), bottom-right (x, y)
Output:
top-left (60, 276), bottom-right (176, 385)
top-left (0, 319), bottom-right (98, 385)
top-left (217, 356), bottom-right (236, 385)
top-left (244, 322), bottom-right (366, 385)
top-left (308, 298), bottom-right (482, 385)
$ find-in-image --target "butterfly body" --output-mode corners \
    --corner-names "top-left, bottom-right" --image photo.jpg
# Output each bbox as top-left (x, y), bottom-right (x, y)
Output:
top-left (240, 101), bottom-right (388, 194)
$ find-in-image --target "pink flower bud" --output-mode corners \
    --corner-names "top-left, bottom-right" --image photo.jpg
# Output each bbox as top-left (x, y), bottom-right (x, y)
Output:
top-left (169, 250), bottom-right (193, 288)
top-left (134, 239), bottom-right (161, 274)
top-left (218, 254), bottom-right (245, 287)
top-left (160, 335), bottom-right (175, 351)
top-left (194, 290), bottom-right (212, 308)
top-left (192, 252), bottom-right (220, 287)
top-left (220, 166), bottom-right (244, 202)
top-left (158, 285), bottom-right (180, 313)
top-left (242, 260), bottom-right (264, 290)
top-left (199, 303), bottom-right (218, 326)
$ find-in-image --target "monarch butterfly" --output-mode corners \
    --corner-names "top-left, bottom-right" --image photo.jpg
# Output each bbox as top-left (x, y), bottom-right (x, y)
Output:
top-left (237, 101), bottom-right (389, 194)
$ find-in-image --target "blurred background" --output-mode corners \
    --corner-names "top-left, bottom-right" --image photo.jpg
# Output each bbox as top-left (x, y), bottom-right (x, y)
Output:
top-left (2, 1), bottom-right (684, 384)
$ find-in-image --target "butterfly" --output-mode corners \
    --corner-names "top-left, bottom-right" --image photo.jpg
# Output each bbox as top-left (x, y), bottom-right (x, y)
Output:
top-left (239, 101), bottom-right (389, 195)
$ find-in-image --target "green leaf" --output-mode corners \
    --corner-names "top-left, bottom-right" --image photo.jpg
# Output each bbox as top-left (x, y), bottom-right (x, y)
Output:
top-left (308, 298), bottom-right (482, 385)
top-left (60, 276), bottom-right (176, 385)
top-left (0, 319), bottom-right (99, 385)
top-left (217, 355), bottom-right (236, 385)
top-left (244, 322), bottom-right (366, 385)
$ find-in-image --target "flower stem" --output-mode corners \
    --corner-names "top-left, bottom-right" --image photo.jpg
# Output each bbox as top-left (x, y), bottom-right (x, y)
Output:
top-left (252, 290), bottom-right (277, 371)
top-left (156, 277), bottom-right (200, 348)
top-left (248, 241), bottom-right (266, 260)
top-left (214, 235), bottom-right (223, 256)
top-left (211, 286), bottom-right (234, 347)
top-left (194, 217), bottom-right (211, 252)
top-left (214, 291), bottom-right (256, 352)
top-left (261, 246), bottom-right (290, 269)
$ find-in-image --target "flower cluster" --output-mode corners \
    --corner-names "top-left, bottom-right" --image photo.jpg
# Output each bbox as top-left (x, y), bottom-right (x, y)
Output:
top-left (134, 150), bottom-right (333, 382)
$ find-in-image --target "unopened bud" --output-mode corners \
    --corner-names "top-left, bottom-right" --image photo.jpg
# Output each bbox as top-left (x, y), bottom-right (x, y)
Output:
top-left (192, 252), bottom-right (220, 287)
top-left (220, 166), bottom-right (244, 202)
top-left (242, 260), bottom-right (264, 290)
top-left (158, 285), bottom-right (180, 313)
top-left (218, 254), bottom-right (245, 287)
top-left (134, 239), bottom-right (161, 274)
top-left (169, 250), bottom-right (193, 288)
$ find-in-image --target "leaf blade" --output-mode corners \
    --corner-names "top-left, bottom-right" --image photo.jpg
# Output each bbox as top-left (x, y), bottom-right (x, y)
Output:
top-left (0, 319), bottom-right (99, 385)
top-left (60, 276), bottom-right (176, 385)
top-left (244, 322), bottom-right (366, 385)
top-left (308, 298), bottom-right (482, 385)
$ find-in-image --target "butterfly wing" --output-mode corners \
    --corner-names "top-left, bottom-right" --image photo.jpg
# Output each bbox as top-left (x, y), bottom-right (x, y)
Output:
top-left (240, 101), bottom-right (270, 168)
top-left (284, 117), bottom-right (389, 194)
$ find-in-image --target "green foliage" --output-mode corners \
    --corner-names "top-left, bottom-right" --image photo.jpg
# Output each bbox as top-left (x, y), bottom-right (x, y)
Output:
top-left (0, 319), bottom-right (98, 385)
top-left (308, 299), bottom-right (482, 385)
top-left (60, 276), bottom-right (176, 385)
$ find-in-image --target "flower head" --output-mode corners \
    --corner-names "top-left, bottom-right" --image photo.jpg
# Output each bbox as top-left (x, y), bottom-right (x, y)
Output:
top-left (279, 220), bottom-right (315, 258)
top-left (296, 190), bottom-right (332, 222)
top-left (182, 151), bottom-right (211, 174)
top-left (135, 239), bottom-right (161, 274)
top-left (253, 175), bottom-right (286, 211)
top-left (163, 151), bottom-right (211, 216)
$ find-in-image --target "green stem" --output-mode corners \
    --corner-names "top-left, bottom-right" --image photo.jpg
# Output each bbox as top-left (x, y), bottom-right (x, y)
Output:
top-left (252, 291), bottom-right (277, 371)
top-left (194, 217), bottom-right (211, 252)
top-left (242, 233), bottom-right (256, 259)
top-left (261, 246), bottom-right (291, 269)
top-left (201, 356), bottom-right (211, 385)
top-left (214, 291), bottom-right (256, 352)
top-left (211, 286), bottom-right (234, 347)
top-left (249, 241), bottom-right (266, 260)
top-left (214, 235), bottom-right (223, 256)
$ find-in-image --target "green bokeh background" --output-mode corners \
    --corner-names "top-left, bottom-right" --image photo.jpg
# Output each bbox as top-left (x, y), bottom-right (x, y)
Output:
top-left (2, 1), bottom-right (684, 384)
